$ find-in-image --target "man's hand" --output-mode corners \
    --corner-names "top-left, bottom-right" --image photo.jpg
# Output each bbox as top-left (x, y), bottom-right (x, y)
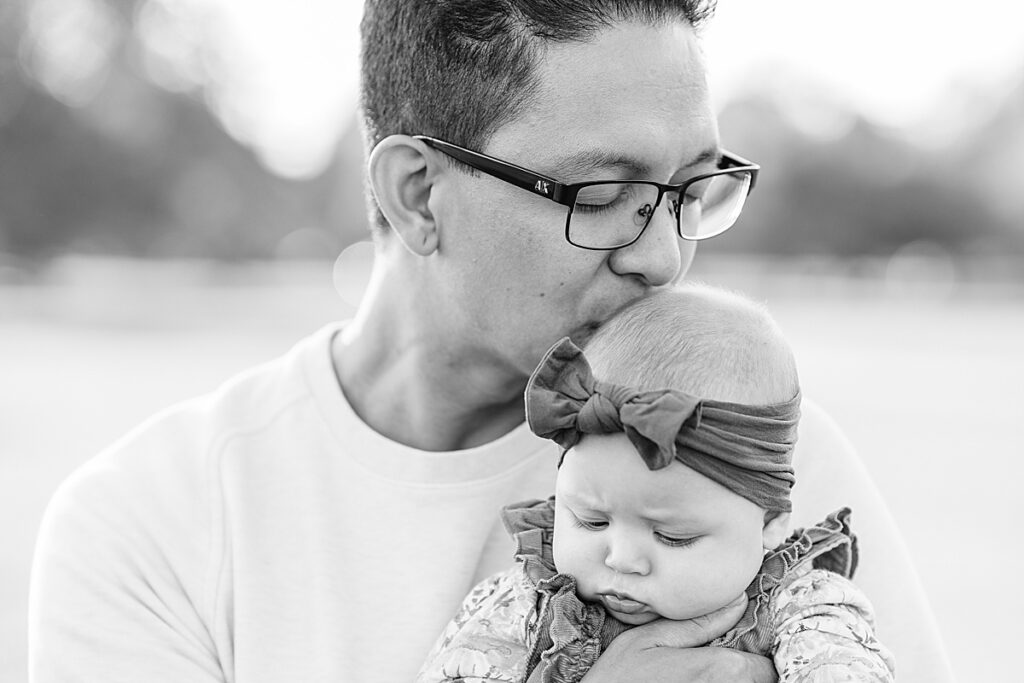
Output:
top-left (580, 594), bottom-right (778, 683)
top-left (645, 592), bottom-right (749, 648)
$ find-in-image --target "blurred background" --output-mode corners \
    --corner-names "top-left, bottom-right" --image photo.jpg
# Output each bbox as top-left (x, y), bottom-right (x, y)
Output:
top-left (1, 0), bottom-right (1022, 680)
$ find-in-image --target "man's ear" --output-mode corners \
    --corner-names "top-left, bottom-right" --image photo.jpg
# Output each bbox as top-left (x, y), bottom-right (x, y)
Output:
top-left (367, 135), bottom-right (441, 256)
top-left (762, 511), bottom-right (791, 551)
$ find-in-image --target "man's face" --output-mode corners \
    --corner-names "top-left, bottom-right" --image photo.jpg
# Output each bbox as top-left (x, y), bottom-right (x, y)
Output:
top-left (430, 20), bottom-right (719, 376)
top-left (552, 434), bottom-right (769, 625)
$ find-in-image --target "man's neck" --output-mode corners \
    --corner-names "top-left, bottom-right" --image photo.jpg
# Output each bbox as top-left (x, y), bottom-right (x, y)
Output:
top-left (332, 273), bottom-right (528, 452)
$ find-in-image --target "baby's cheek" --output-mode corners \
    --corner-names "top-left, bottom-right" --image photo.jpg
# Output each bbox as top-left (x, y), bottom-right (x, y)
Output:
top-left (553, 531), bottom-right (601, 598)
top-left (702, 548), bottom-right (763, 607)
top-left (655, 567), bottom-right (709, 616)
top-left (654, 548), bottom-right (746, 619)
top-left (552, 525), bottom-right (582, 573)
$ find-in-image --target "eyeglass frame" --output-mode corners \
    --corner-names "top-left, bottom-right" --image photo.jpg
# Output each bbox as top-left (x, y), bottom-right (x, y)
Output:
top-left (413, 134), bottom-right (760, 250)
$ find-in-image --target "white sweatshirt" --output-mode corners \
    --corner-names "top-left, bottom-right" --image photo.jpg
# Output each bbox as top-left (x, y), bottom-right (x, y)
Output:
top-left (28, 323), bottom-right (955, 682)
top-left (29, 324), bottom-right (558, 682)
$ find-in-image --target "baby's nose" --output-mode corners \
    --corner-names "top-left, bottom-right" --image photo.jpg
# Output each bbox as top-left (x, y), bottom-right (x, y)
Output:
top-left (604, 537), bottom-right (651, 576)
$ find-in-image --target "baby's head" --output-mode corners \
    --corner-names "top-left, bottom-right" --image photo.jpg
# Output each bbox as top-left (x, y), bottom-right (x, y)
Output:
top-left (583, 283), bottom-right (798, 407)
top-left (527, 283), bottom-right (800, 626)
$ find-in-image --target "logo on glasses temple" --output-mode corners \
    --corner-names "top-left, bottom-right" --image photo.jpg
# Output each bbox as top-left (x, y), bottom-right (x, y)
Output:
top-left (534, 180), bottom-right (551, 195)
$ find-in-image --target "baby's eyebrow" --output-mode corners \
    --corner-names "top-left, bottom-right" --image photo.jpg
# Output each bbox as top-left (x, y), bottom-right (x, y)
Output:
top-left (560, 490), bottom-right (603, 509)
top-left (642, 513), bottom-right (697, 527)
top-left (639, 506), bottom-right (704, 526)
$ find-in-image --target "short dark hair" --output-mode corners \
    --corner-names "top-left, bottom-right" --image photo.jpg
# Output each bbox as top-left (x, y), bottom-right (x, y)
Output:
top-left (358, 0), bottom-right (717, 233)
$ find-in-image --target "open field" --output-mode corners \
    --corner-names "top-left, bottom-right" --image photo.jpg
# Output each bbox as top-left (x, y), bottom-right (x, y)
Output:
top-left (2, 256), bottom-right (1022, 681)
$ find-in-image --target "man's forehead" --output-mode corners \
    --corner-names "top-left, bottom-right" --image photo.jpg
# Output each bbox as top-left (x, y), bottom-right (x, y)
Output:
top-left (531, 20), bottom-right (710, 107)
top-left (486, 21), bottom-right (718, 179)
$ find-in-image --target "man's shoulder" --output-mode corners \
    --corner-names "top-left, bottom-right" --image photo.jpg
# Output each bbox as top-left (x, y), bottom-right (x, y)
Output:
top-left (31, 326), bottom-right (348, 649)
top-left (55, 326), bottom-right (337, 509)
top-left (795, 398), bottom-right (854, 452)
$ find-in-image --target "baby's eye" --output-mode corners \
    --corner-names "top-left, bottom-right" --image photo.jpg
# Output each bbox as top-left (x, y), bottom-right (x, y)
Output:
top-left (572, 513), bottom-right (608, 531)
top-left (655, 532), bottom-right (700, 548)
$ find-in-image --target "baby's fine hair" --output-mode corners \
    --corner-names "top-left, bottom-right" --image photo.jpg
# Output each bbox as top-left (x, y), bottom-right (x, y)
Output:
top-left (583, 283), bottom-right (799, 405)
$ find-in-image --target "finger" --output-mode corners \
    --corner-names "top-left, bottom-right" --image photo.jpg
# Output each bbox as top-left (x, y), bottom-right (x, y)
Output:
top-left (622, 595), bottom-right (748, 649)
top-left (689, 593), bottom-right (749, 641)
top-left (623, 616), bottom-right (718, 649)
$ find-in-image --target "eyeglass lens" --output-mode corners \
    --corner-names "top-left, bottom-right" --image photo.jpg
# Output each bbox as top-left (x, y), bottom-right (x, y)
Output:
top-left (566, 171), bottom-right (752, 248)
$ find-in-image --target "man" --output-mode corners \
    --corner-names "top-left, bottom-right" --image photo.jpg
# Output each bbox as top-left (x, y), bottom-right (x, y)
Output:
top-left (29, 1), bottom-right (953, 681)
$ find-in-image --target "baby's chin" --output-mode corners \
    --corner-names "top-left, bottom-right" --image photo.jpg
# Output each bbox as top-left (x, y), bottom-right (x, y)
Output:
top-left (606, 609), bottom-right (661, 626)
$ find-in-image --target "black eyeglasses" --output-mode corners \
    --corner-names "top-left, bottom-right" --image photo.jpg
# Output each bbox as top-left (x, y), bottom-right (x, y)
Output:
top-left (414, 135), bottom-right (759, 250)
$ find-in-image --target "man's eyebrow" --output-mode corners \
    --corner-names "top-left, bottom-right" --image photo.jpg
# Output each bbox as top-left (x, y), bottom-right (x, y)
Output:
top-left (686, 146), bottom-right (721, 169)
top-left (549, 146), bottom-right (722, 180)
top-left (549, 150), bottom-right (650, 179)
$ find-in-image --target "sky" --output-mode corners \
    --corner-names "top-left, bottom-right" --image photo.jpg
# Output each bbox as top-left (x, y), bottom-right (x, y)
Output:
top-left (705, 1), bottom-right (1024, 125)
top-left (135, 0), bottom-right (1024, 177)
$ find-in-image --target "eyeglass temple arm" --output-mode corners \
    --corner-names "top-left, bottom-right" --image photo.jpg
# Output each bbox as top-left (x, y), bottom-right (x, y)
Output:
top-left (414, 136), bottom-right (570, 204)
top-left (721, 149), bottom-right (760, 192)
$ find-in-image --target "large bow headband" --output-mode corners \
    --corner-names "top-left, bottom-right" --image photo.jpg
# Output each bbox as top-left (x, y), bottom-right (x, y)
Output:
top-left (526, 338), bottom-right (800, 512)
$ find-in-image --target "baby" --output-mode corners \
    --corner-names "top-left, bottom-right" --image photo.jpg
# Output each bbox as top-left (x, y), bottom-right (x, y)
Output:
top-left (417, 283), bottom-right (895, 683)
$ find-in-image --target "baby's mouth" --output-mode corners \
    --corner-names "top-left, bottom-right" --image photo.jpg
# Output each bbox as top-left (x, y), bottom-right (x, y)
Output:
top-left (599, 592), bottom-right (649, 615)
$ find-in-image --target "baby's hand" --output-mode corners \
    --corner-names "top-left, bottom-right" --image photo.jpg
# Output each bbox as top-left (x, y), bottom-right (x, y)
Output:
top-left (630, 593), bottom-right (748, 648)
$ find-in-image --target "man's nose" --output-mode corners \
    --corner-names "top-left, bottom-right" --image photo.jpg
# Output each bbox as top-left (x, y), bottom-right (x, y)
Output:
top-left (608, 202), bottom-right (694, 286)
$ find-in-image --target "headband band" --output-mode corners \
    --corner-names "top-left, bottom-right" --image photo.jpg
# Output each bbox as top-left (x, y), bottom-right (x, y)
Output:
top-left (525, 338), bottom-right (800, 512)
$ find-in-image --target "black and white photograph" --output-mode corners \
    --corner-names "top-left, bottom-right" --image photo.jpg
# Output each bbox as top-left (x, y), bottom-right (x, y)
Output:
top-left (2, 1), bottom-right (1021, 681)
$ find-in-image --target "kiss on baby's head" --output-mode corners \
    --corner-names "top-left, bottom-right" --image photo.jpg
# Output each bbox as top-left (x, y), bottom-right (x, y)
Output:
top-left (583, 283), bottom-right (799, 406)
top-left (525, 282), bottom-right (802, 625)
top-left (417, 283), bottom-right (893, 683)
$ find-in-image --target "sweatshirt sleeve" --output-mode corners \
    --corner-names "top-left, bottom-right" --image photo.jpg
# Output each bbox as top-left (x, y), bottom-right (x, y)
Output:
top-left (415, 568), bottom-right (536, 683)
top-left (791, 400), bottom-right (953, 681)
top-left (772, 569), bottom-right (896, 683)
top-left (28, 411), bottom-right (227, 683)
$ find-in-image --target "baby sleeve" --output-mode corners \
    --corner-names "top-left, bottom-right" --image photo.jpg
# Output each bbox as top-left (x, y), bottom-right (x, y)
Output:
top-left (772, 569), bottom-right (896, 682)
top-left (415, 567), bottom-right (538, 683)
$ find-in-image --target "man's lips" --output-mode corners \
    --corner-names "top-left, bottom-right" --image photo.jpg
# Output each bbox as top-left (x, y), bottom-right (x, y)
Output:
top-left (599, 592), bottom-right (649, 615)
top-left (569, 321), bottom-right (603, 346)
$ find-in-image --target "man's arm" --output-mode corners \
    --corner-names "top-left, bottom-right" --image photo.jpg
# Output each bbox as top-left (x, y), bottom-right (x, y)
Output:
top-left (791, 399), bottom-right (955, 682)
top-left (28, 437), bottom-right (225, 682)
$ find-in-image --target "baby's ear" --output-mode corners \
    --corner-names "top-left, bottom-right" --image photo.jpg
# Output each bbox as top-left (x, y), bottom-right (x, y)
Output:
top-left (762, 511), bottom-right (791, 550)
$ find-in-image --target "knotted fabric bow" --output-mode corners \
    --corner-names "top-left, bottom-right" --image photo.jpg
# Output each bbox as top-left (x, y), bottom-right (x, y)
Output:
top-left (526, 337), bottom-right (800, 512)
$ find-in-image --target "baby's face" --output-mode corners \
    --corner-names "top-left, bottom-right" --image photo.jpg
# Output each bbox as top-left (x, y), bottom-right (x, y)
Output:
top-left (553, 433), bottom-right (773, 626)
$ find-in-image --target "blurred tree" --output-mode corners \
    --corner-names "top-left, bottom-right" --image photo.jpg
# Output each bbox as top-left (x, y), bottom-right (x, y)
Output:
top-left (0, 0), bottom-right (370, 263)
top-left (713, 71), bottom-right (1024, 259)
top-left (957, 64), bottom-right (1024, 252)
top-left (0, 0), bottom-right (1021, 265)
